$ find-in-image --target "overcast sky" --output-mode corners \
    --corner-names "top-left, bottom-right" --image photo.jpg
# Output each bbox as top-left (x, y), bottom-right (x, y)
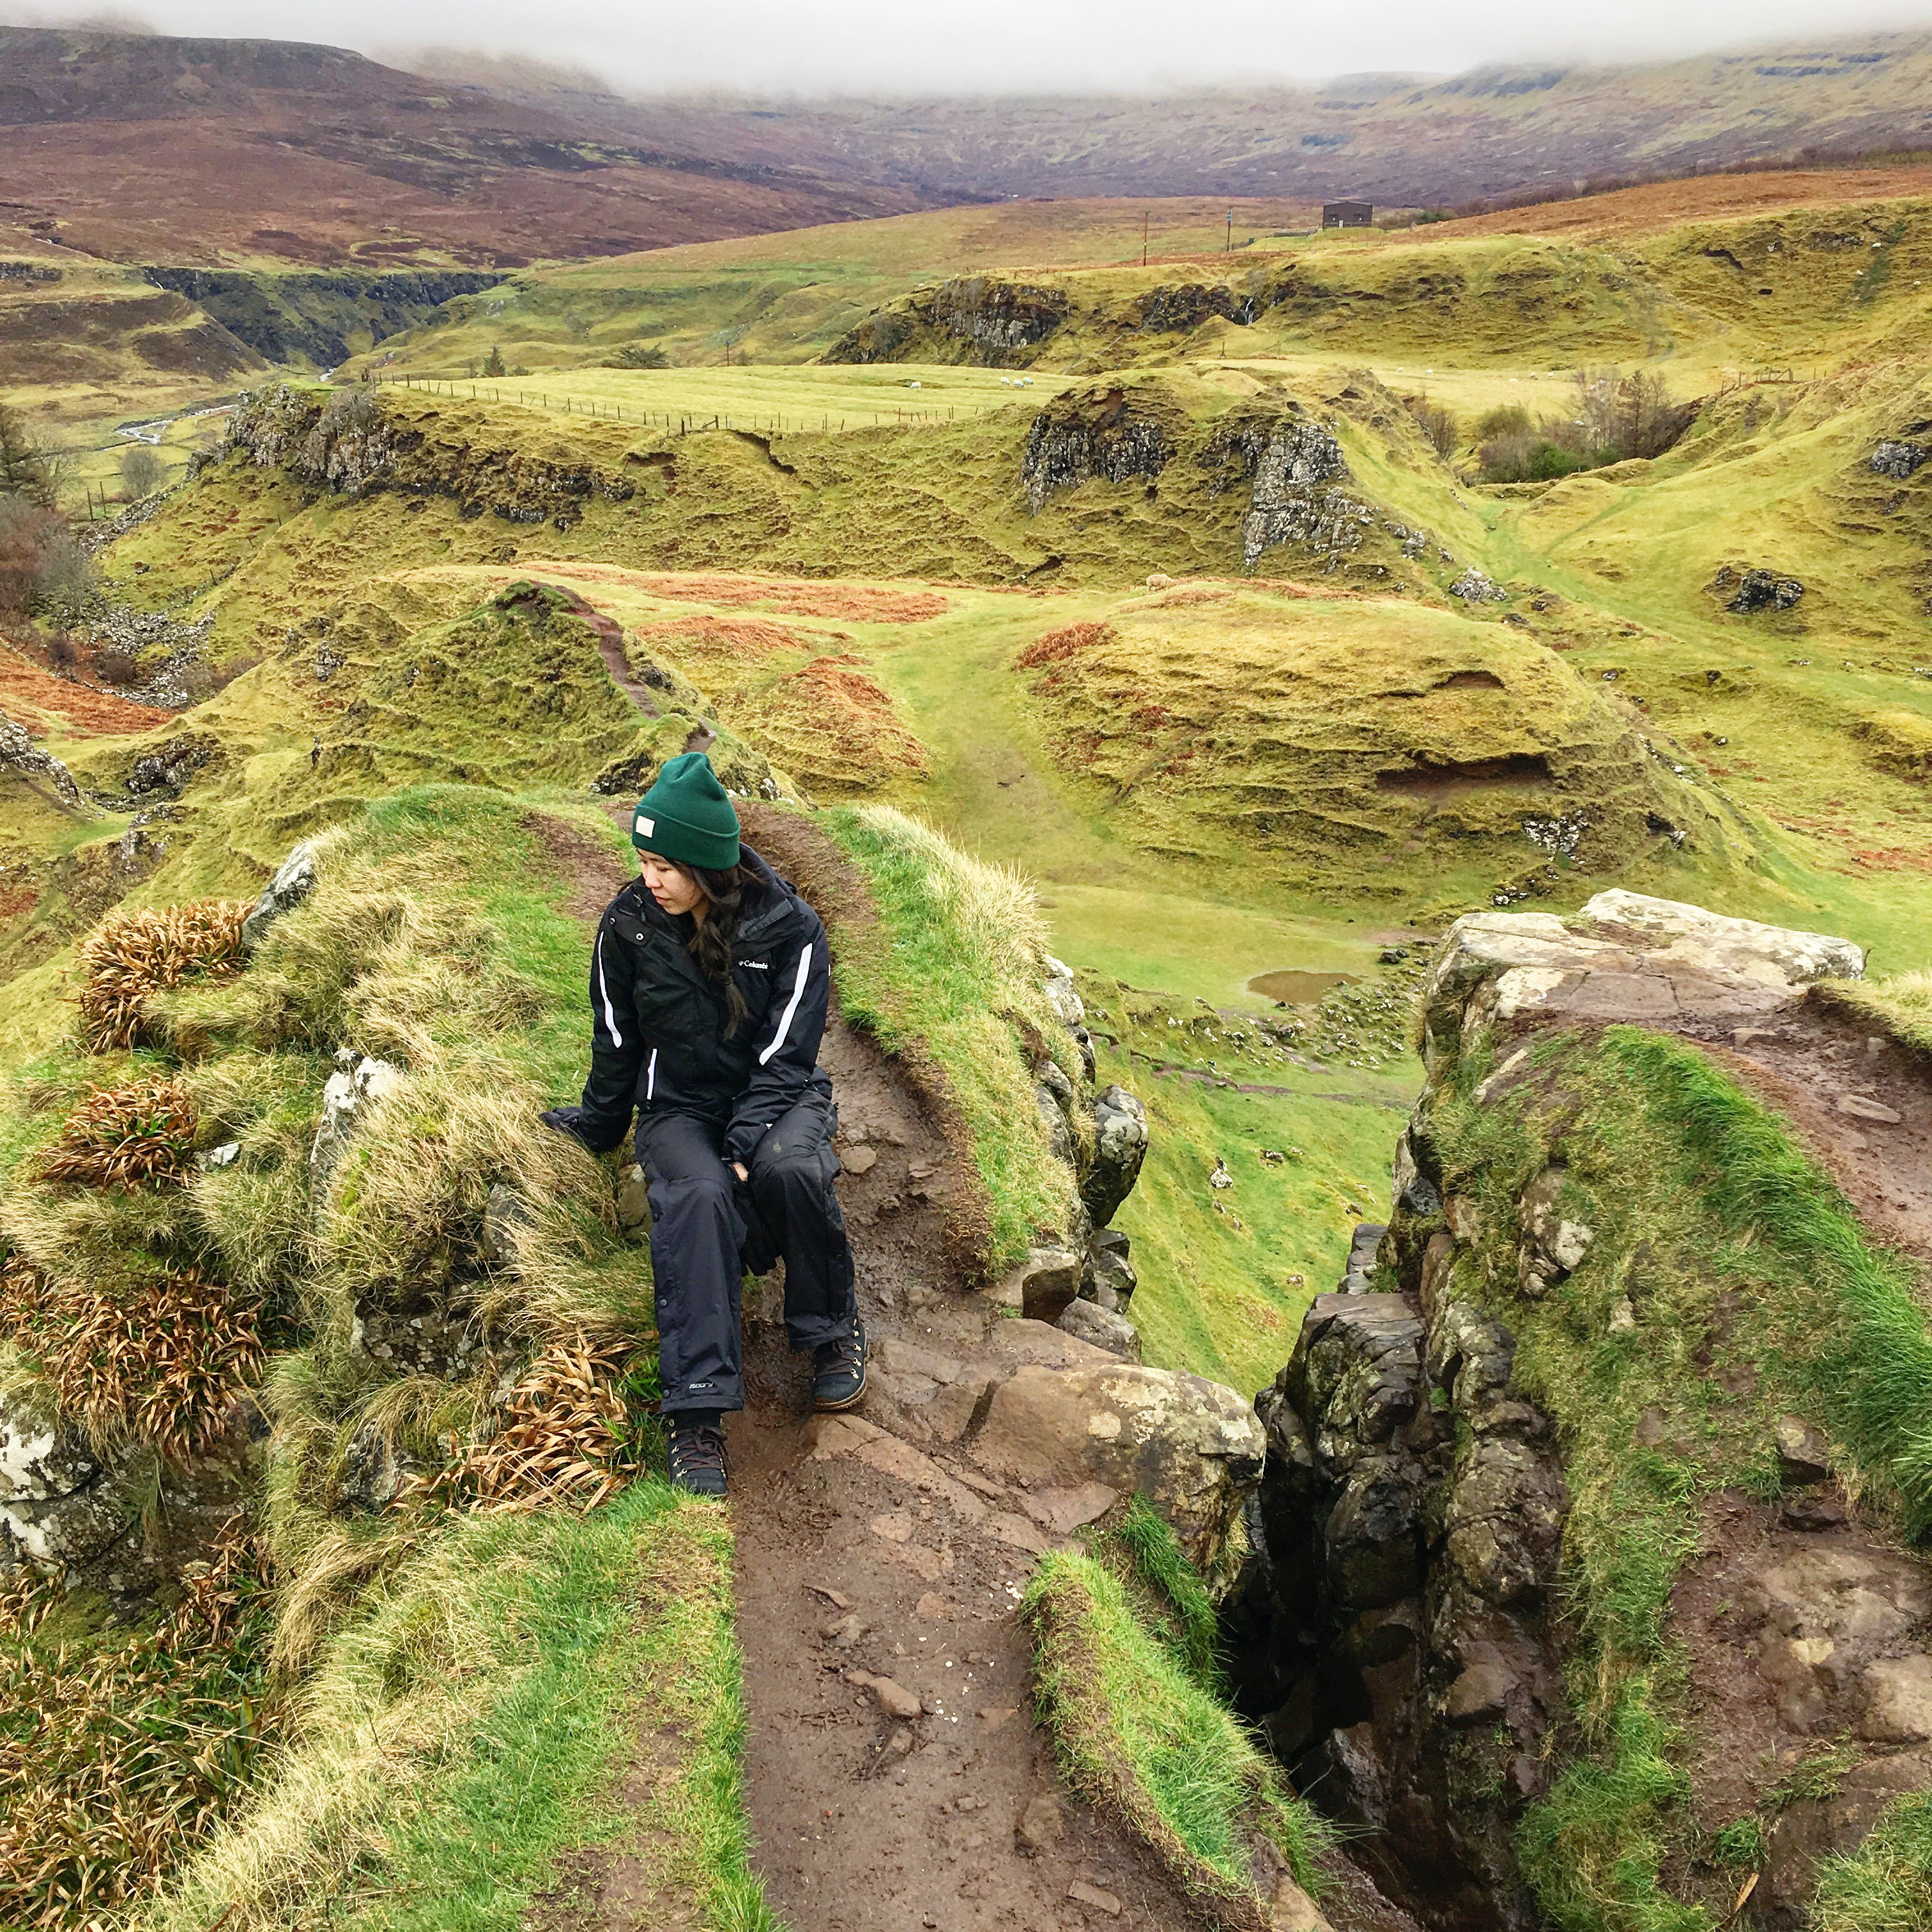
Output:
top-left (26, 0), bottom-right (1932, 94)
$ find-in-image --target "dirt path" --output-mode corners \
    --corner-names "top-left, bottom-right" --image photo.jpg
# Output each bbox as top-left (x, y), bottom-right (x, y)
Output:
top-left (532, 799), bottom-right (1206, 1932)
top-left (1682, 1002), bottom-right (1932, 1266)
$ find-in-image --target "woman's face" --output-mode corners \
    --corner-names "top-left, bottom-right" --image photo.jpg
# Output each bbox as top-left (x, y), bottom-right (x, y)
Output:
top-left (640, 852), bottom-right (709, 917)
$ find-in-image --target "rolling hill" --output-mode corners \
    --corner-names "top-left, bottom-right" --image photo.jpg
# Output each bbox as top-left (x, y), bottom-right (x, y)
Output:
top-left (0, 26), bottom-right (919, 269)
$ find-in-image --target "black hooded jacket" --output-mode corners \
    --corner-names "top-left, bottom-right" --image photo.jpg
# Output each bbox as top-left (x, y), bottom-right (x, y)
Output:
top-left (572, 845), bottom-right (831, 1163)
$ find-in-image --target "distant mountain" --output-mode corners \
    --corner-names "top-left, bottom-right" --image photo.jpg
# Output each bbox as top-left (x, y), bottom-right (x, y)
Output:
top-left (0, 27), bottom-right (920, 268)
top-left (576, 32), bottom-right (1932, 209)
top-left (5, 25), bottom-right (1931, 271)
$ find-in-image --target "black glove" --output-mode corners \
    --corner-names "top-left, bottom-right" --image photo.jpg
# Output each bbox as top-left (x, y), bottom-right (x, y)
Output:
top-left (541, 1105), bottom-right (599, 1148)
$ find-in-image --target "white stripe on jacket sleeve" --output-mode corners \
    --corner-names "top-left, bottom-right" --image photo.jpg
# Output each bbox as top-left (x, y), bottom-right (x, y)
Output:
top-left (758, 942), bottom-right (813, 1066)
top-left (597, 935), bottom-right (624, 1048)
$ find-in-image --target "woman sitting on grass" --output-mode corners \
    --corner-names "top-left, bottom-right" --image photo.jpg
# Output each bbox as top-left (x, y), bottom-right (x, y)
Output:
top-left (542, 753), bottom-right (866, 1496)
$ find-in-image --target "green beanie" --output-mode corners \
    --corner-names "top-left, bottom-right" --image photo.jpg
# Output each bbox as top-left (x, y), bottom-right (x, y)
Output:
top-left (632, 752), bottom-right (740, 871)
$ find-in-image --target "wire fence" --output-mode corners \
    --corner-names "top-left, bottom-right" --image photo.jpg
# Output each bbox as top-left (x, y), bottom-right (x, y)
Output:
top-left (367, 371), bottom-right (986, 434)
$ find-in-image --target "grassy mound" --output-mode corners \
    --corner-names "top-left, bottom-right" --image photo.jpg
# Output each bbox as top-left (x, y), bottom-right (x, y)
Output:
top-left (1025, 1501), bottom-right (1332, 1929)
top-left (1015, 584), bottom-right (1749, 910)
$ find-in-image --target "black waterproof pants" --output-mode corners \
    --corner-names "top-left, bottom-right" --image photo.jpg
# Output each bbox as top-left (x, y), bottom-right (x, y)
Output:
top-left (635, 1073), bottom-right (857, 1414)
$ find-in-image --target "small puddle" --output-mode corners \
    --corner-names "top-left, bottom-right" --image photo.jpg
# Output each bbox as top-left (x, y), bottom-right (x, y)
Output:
top-left (1247, 969), bottom-right (1358, 1004)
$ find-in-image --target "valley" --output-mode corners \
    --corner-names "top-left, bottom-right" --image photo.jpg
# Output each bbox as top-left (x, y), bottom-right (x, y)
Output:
top-left (1, 35), bottom-right (1930, 1932)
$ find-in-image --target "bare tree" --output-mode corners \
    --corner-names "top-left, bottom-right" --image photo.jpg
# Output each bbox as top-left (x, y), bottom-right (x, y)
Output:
top-left (119, 443), bottom-right (164, 500)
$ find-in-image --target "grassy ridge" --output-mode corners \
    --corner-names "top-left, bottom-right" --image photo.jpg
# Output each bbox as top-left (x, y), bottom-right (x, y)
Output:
top-left (1423, 1023), bottom-right (1932, 1928)
top-left (135, 1483), bottom-right (774, 1932)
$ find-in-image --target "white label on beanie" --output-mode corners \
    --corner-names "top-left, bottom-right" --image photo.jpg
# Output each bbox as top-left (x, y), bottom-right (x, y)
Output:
top-left (637, 815), bottom-right (654, 837)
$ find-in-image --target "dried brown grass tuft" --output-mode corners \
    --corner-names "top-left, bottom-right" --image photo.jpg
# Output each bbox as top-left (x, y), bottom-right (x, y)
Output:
top-left (404, 1337), bottom-right (643, 1515)
top-left (33, 1075), bottom-right (198, 1190)
top-left (0, 1258), bottom-right (263, 1464)
top-left (1015, 620), bottom-right (1116, 669)
top-left (0, 1511), bottom-right (274, 1931)
top-left (77, 901), bottom-right (252, 1052)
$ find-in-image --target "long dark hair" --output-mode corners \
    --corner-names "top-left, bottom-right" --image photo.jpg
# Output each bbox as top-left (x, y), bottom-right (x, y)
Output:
top-left (682, 860), bottom-right (754, 1036)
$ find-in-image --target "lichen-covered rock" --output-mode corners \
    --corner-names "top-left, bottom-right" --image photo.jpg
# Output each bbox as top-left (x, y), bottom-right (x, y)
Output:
top-left (1057, 1297), bottom-right (1142, 1361)
top-left (127, 730), bottom-right (220, 799)
top-left (1082, 1085), bottom-right (1148, 1228)
top-left (970, 1357), bottom-right (1264, 1574)
top-left (310, 1052), bottom-right (404, 1181)
top-left (1199, 406), bottom-right (1370, 571)
top-left (1418, 893), bottom-right (1864, 1070)
top-left (1022, 382), bottom-right (1176, 512)
top-left (1083, 1225), bottom-right (1138, 1310)
top-left (1, 1383), bottom-right (121, 1574)
top-left (1869, 438), bottom-right (1929, 479)
top-left (241, 837), bottom-right (319, 949)
top-left (1448, 567), bottom-right (1506, 603)
top-left (931, 276), bottom-right (1070, 355)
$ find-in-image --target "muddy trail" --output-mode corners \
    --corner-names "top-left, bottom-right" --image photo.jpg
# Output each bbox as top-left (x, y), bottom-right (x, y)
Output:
top-left (537, 801), bottom-right (1210, 1932)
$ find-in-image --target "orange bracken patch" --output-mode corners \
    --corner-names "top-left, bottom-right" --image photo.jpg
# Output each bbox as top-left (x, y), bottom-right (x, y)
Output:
top-left (633, 614), bottom-right (818, 659)
top-left (721, 653), bottom-right (931, 795)
top-left (1016, 622), bottom-right (1117, 670)
top-left (0, 643), bottom-right (170, 736)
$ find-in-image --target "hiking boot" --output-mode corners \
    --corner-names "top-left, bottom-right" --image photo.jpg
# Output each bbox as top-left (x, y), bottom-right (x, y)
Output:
top-left (665, 1414), bottom-right (728, 1497)
top-left (814, 1319), bottom-right (870, 1413)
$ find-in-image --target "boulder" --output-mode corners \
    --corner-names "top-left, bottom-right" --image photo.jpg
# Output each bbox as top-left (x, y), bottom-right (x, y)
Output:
top-left (310, 1052), bottom-right (405, 1183)
top-left (970, 1359), bottom-right (1264, 1573)
top-left (480, 1184), bottom-right (532, 1271)
top-left (1082, 1084), bottom-right (1148, 1227)
top-left (995, 1245), bottom-right (1083, 1324)
top-left (241, 838), bottom-right (320, 949)
top-left (1057, 1298), bottom-right (1142, 1361)
top-left (1083, 1225), bottom-right (1138, 1310)
top-left (1871, 439), bottom-right (1930, 479)
top-left (1, 1384), bottom-right (123, 1574)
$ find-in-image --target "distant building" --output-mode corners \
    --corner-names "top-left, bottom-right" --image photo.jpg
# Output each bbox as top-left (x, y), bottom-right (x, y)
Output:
top-left (1321, 200), bottom-right (1374, 229)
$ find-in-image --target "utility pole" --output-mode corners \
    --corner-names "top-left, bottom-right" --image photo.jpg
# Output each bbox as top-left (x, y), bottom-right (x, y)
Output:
top-left (1142, 212), bottom-right (1149, 268)
top-left (1226, 207), bottom-right (1234, 253)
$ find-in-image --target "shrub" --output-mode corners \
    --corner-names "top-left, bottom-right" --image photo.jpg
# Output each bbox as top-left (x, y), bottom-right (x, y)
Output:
top-left (119, 444), bottom-right (164, 502)
top-left (34, 1075), bottom-right (198, 1189)
top-left (1405, 395), bottom-right (1460, 461)
top-left (0, 1257), bottom-right (264, 1462)
top-left (610, 342), bottom-right (671, 369)
top-left (0, 1515), bottom-right (275, 1929)
top-left (77, 900), bottom-right (253, 1052)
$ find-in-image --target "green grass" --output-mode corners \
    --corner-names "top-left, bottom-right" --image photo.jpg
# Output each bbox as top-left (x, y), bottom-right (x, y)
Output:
top-left (1025, 1545), bottom-right (1331, 1914)
top-left (817, 802), bottom-right (1077, 1276)
top-left (1813, 1790), bottom-right (1932, 1932)
top-left (136, 1483), bottom-right (778, 1932)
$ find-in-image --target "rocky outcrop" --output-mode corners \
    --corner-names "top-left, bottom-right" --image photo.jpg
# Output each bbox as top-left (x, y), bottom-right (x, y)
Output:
top-left (1123, 282), bottom-right (1248, 334)
top-left (0, 709), bottom-right (86, 812)
top-left (240, 837), bottom-right (319, 949)
top-left (144, 267), bottom-right (506, 369)
top-left (1870, 436), bottom-right (1930, 479)
top-left (823, 276), bottom-right (1071, 366)
top-left (1224, 1286), bottom-right (1566, 1931)
top-left (1417, 891), bottom-right (1866, 1069)
top-left (225, 385), bottom-right (634, 524)
top-left (931, 277), bottom-right (1070, 355)
top-left (1199, 404), bottom-right (1372, 571)
top-left (1225, 892), bottom-right (1913, 1928)
top-left (1710, 564), bottom-right (1805, 613)
top-left (1022, 383), bottom-right (1177, 514)
top-left (127, 730), bottom-right (220, 799)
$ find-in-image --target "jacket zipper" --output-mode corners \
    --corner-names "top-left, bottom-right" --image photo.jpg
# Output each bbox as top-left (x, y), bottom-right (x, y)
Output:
top-left (645, 1047), bottom-right (658, 1101)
